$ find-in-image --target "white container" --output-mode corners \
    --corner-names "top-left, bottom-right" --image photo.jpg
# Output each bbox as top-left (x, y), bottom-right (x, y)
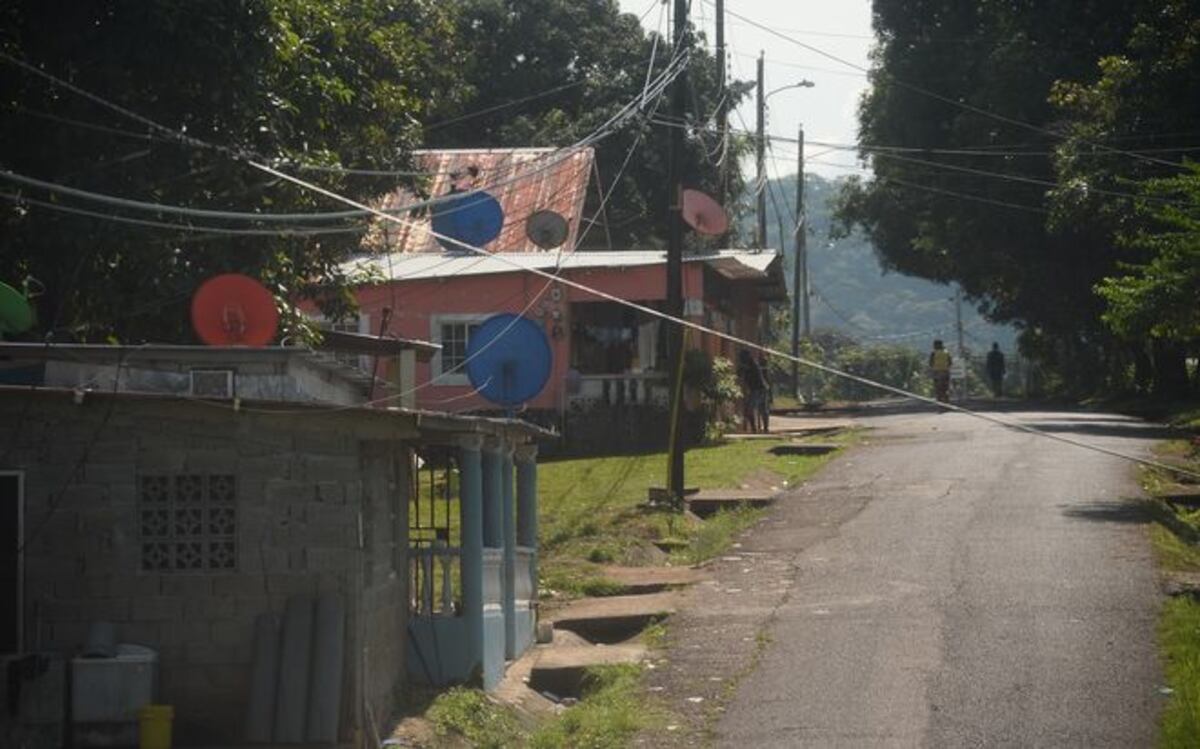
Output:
top-left (71, 643), bottom-right (158, 723)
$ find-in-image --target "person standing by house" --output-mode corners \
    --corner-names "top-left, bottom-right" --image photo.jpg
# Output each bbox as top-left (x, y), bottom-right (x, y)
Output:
top-left (756, 352), bottom-right (773, 433)
top-left (929, 339), bottom-right (952, 403)
top-left (986, 342), bottom-right (1006, 398)
top-left (737, 350), bottom-right (767, 432)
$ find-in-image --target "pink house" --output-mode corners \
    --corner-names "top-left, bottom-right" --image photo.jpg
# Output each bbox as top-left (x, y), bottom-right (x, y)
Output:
top-left (334, 148), bottom-right (786, 445)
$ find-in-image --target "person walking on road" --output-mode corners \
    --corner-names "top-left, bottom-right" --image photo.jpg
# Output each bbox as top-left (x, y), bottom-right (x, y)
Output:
top-left (929, 339), bottom-right (952, 403)
top-left (986, 342), bottom-right (1006, 398)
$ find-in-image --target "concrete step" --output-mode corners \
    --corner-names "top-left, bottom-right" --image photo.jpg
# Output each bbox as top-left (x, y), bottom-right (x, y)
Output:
top-left (528, 644), bottom-right (647, 698)
top-left (547, 592), bottom-right (680, 643)
top-left (685, 489), bottom-right (776, 518)
top-left (599, 565), bottom-right (711, 594)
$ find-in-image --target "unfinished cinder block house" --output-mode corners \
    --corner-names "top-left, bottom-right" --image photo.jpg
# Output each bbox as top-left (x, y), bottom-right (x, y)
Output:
top-left (0, 342), bottom-right (547, 743)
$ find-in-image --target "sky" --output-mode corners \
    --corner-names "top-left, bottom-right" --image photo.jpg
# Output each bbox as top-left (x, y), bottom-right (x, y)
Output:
top-left (617, 0), bottom-right (875, 178)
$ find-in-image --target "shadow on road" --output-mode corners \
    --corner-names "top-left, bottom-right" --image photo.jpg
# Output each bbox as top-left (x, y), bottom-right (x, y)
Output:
top-left (1018, 421), bottom-right (1178, 441)
top-left (1062, 499), bottom-right (1153, 525)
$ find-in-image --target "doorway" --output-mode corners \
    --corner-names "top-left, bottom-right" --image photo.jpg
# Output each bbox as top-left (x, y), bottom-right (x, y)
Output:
top-left (1, 471), bottom-right (22, 653)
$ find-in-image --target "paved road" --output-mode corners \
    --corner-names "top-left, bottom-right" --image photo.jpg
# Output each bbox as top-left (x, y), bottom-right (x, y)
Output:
top-left (716, 406), bottom-right (1168, 748)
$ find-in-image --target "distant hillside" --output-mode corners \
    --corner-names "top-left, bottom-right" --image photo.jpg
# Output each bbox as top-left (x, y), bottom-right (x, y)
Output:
top-left (747, 173), bottom-right (1018, 353)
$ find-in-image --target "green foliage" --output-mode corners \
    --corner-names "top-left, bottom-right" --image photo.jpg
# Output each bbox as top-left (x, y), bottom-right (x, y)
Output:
top-left (0, 0), bottom-right (460, 342)
top-left (428, 0), bottom-right (752, 249)
top-left (834, 0), bottom-right (1145, 395)
top-left (1096, 165), bottom-right (1200, 342)
top-left (427, 687), bottom-right (525, 748)
top-left (1159, 596), bottom-right (1200, 747)
top-left (683, 351), bottom-right (742, 440)
top-left (530, 664), bottom-right (656, 749)
top-left (677, 506), bottom-right (763, 565)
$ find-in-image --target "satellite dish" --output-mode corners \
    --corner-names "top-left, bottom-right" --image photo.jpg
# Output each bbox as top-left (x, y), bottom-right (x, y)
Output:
top-left (431, 191), bottom-right (504, 252)
top-left (465, 313), bottom-right (553, 408)
top-left (190, 273), bottom-right (279, 347)
top-left (0, 281), bottom-right (35, 336)
top-left (525, 210), bottom-right (570, 249)
top-left (681, 189), bottom-right (730, 236)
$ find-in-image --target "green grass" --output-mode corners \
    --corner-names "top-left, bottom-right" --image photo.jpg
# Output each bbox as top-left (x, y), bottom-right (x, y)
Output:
top-left (1151, 524), bottom-right (1200, 572)
top-left (426, 687), bottom-right (526, 748)
top-left (1144, 430), bottom-right (1200, 748)
top-left (1160, 597), bottom-right (1200, 748)
top-left (530, 664), bottom-right (658, 749)
top-left (537, 435), bottom-right (851, 597)
top-left (675, 505), bottom-right (764, 566)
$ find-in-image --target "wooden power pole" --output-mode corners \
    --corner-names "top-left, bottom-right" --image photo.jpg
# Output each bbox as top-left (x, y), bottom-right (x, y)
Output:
top-left (755, 52), bottom-right (766, 248)
top-left (791, 126), bottom-right (805, 400)
top-left (665, 0), bottom-right (689, 502)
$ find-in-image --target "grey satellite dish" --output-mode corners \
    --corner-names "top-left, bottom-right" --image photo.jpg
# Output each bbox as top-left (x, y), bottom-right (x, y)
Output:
top-left (525, 210), bottom-right (570, 250)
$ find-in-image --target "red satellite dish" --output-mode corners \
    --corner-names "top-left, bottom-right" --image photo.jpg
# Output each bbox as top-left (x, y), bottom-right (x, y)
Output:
top-left (190, 274), bottom-right (279, 347)
top-left (681, 189), bottom-right (730, 236)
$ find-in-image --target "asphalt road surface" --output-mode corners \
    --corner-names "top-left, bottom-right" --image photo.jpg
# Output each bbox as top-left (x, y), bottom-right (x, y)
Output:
top-left (717, 405), bottom-right (1168, 748)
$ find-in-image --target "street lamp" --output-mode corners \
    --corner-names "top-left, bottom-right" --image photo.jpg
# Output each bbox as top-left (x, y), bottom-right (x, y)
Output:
top-left (754, 53), bottom-right (816, 404)
top-left (756, 52), bottom-right (815, 247)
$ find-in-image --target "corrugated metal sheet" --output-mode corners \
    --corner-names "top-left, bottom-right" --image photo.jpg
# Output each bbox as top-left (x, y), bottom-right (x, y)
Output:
top-left (347, 249), bottom-right (781, 283)
top-left (372, 147), bottom-right (595, 254)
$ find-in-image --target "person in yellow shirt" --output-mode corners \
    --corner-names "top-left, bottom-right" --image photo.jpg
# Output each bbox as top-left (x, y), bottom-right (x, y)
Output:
top-left (929, 339), bottom-right (952, 403)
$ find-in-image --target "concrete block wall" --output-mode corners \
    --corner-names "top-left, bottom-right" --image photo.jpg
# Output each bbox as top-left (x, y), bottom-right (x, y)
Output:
top-left (1, 394), bottom-right (411, 742)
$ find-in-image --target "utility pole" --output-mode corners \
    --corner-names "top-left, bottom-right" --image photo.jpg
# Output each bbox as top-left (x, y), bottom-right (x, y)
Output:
top-left (791, 126), bottom-right (805, 400)
top-left (954, 287), bottom-right (965, 359)
top-left (715, 0), bottom-right (727, 211)
top-left (755, 52), bottom-right (766, 248)
top-left (954, 286), bottom-right (966, 400)
top-left (665, 0), bottom-right (689, 504)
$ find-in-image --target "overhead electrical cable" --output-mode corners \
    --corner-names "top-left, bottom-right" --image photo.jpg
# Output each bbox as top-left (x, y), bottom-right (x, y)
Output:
top-left (12, 32), bottom-right (1195, 481)
top-left (711, 1), bottom-right (1187, 172)
top-left (0, 191), bottom-right (369, 237)
top-left (248, 156), bottom-right (1200, 482)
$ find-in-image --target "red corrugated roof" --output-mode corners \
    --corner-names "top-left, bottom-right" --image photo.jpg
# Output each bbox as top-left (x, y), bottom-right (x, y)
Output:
top-left (370, 147), bottom-right (594, 254)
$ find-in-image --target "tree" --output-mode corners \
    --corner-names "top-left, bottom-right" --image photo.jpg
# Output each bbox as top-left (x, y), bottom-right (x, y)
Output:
top-left (425, 0), bottom-right (751, 249)
top-left (1049, 0), bottom-right (1200, 398)
top-left (0, 0), bottom-right (461, 342)
top-left (835, 0), bottom-right (1140, 394)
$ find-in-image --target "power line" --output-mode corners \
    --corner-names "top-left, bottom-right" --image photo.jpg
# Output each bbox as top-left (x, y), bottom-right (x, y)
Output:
top-left (9, 31), bottom-right (1196, 481)
top-left (663, 117), bottom-right (1195, 209)
top-left (709, 1), bottom-right (1189, 173)
top-left (0, 191), bottom-right (369, 236)
top-left (1, 47), bottom-right (691, 219)
top-left (252, 156), bottom-right (1200, 481)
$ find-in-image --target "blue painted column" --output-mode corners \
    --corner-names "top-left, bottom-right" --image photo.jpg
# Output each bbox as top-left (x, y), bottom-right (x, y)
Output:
top-left (501, 444), bottom-right (517, 658)
top-left (516, 443), bottom-right (539, 590)
top-left (457, 436), bottom-right (484, 676)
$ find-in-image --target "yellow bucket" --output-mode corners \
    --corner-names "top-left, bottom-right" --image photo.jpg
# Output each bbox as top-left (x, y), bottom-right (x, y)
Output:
top-left (138, 704), bottom-right (174, 749)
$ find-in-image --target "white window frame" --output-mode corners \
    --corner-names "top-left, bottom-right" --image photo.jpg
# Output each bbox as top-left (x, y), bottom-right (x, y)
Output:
top-left (430, 314), bottom-right (489, 386)
top-left (1, 471), bottom-right (24, 654)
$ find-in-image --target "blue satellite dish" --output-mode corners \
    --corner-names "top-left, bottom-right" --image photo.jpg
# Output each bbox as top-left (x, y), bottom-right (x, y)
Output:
top-left (431, 191), bottom-right (504, 252)
top-left (465, 314), bottom-right (553, 408)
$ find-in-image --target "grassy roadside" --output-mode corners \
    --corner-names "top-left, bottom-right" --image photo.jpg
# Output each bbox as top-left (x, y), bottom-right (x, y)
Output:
top-left (1139, 406), bottom-right (1200, 748)
top-left (416, 433), bottom-right (854, 747)
top-left (538, 433), bottom-right (855, 599)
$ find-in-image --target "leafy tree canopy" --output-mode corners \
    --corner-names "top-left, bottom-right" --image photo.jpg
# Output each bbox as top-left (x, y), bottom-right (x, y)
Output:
top-left (0, 0), bottom-right (461, 342)
top-left (426, 0), bottom-right (752, 249)
top-left (836, 0), bottom-right (1200, 395)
